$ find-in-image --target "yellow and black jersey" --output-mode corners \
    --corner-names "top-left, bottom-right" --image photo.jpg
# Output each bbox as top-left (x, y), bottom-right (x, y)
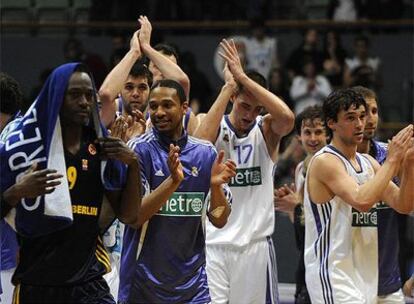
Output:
top-left (13, 130), bottom-right (111, 286)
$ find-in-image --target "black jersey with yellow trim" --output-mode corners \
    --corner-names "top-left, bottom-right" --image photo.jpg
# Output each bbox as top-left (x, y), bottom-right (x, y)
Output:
top-left (13, 129), bottom-right (111, 286)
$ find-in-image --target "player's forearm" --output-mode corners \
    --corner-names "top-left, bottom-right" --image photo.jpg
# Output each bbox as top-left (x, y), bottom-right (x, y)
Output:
top-left (208, 184), bottom-right (230, 228)
top-left (239, 74), bottom-right (294, 135)
top-left (193, 85), bottom-right (232, 142)
top-left (118, 160), bottom-right (142, 225)
top-left (133, 176), bottom-right (180, 228)
top-left (99, 49), bottom-right (141, 126)
top-left (396, 161), bottom-right (414, 214)
top-left (354, 160), bottom-right (399, 212)
top-left (1, 187), bottom-right (20, 219)
top-left (141, 44), bottom-right (190, 97)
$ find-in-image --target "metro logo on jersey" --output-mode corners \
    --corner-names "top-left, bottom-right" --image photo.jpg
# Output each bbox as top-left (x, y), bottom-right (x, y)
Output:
top-left (158, 192), bottom-right (205, 216)
top-left (229, 167), bottom-right (262, 187)
top-left (352, 207), bottom-right (377, 227)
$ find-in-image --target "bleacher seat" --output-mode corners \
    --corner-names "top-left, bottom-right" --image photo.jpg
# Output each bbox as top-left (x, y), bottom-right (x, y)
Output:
top-left (0, 0), bottom-right (33, 22)
top-left (34, 0), bottom-right (69, 22)
top-left (72, 0), bottom-right (91, 23)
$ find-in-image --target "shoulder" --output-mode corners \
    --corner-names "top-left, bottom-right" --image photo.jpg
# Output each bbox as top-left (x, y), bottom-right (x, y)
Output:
top-left (188, 136), bottom-right (217, 154)
top-left (310, 151), bottom-right (346, 175)
top-left (127, 131), bottom-right (157, 152)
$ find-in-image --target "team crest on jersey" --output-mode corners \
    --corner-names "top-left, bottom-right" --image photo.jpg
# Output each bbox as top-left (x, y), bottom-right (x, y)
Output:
top-left (88, 143), bottom-right (97, 155)
top-left (222, 134), bottom-right (229, 143)
top-left (229, 167), bottom-right (262, 187)
top-left (191, 166), bottom-right (199, 177)
top-left (158, 192), bottom-right (205, 216)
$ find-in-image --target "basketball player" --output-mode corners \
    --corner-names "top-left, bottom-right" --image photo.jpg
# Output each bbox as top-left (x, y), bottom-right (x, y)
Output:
top-left (118, 79), bottom-right (236, 303)
top-left (304, 88), bottom-right (414, 303)
top-left (274, 105), bottom-right (327, 303)
top-left (3, 63), bottom-right (142, 303)
top-left (194, 39), bottom-right (294, 304)
top-left (354, 86), bottom-right (406, 303)
top-left (99, 29), bottom-right (151, 136)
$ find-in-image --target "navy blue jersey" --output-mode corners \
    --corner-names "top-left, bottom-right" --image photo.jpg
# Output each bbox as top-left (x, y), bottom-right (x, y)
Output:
top-left (12, 131), bottom-right (111, 286)
top-left (119, 128), bottom-right (231, 304)
top-left (371, 140), bottom-right (402, 295)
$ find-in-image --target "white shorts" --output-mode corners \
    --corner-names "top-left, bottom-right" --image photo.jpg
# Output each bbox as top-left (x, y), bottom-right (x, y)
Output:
top-left (206, 236), bottom-right (279, 304)
top-left (377, 289), bottom-right (405, 303)
top-left (1, 268), bottom-right (15, 304)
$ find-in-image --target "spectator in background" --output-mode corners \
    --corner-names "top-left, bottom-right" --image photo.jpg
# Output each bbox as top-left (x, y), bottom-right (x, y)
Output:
top-left (344, 35), bottom-right (382, 88)
top-left (180, 51), bottom-right (213, 114)
top-left (286, 29), bottom-right (324, 81)
top-left (243, 18), bottom-right (279, 80)
top-left (268, 67), bottom-right (293, 110)
top-left (322, 30), bottom-right (347, 88)
top-left (109, 33), bottom-right (129, 68)
top-left (63, 38), bottom-right (108, 88)
top-left (290, 59), bottom-right (332, 114)
top-left (328, 0), bottom-right (358, 21)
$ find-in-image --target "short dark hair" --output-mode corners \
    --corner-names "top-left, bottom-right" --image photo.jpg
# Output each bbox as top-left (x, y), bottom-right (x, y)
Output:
top-left (323, 88), bottom-right (367, 138)
top-left (295, 105), bottom-right (324, 135)
top-left (352, 86), bottom-right (377, 103)
top-left (0, 72), bottom-right (23, 115)
top-left (239, 70), bottom-right (267, 93)
top-left (129, 62), bottom-right (153, 87)
top-left (154, 43), bottom-right (179, 61)
top-left (151, 79), bottom-right (186, 104)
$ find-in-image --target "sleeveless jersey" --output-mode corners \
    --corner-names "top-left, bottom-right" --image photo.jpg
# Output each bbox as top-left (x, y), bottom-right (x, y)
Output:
top-left (119, 128), bottom-right (232, 304)
top-left (12, 131), bottom-right (111, 286)
top-left (206, 115), bottom-right (275, 247)
top-left (371, 140), bottom-right (402, 295)
top-left (304, 145), bottom-right (378, 304)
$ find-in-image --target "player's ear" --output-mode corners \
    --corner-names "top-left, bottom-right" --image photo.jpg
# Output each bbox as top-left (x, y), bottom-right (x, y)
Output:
top-left (327, 119), bottom-right (336, 132)
top-left (182, 101), bottom-right (189, 115)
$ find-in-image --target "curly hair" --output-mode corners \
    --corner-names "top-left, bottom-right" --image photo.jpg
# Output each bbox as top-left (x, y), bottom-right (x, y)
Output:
top-left (0, 72), bottom-right (23, 115)
top-left (323, 88), bottom-right (366, 138)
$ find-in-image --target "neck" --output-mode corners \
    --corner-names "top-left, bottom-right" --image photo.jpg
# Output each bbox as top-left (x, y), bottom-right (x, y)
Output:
top-left (61, 122), bottom-right (83, 154)
top-left (228, 112), bottom-right (247, 137)
top-left (330, 137), bottom-right (358, 160)
top-left (165, 125), bottom-right (184, 142)
top-left (357, 138), bottom-right (370, 154)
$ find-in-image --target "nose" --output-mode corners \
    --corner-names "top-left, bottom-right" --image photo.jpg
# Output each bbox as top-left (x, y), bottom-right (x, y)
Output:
top-left (310, 133), bottom-right (317, 141)
top-left (78, 94), bottom-right (89, 107)
top-left (132, 87), bottom-right (140, 97)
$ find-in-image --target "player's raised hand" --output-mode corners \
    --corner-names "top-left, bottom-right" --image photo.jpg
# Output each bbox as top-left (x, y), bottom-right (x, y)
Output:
top-left (124, 110), bottom-right (146, 141)
top-left (274, 183), bottom-right (299, 213)
top-left (211, 150), bottom-right (237, 186)
top-left (219, 39), bottom-right (245, 81)
top-left (17, 162), bottom-right (63, 198)
top-left (403, 138), bottom-right (414, 162)
top-left (110, 115), bottom-right (128, 142)
top-left (223, 63), bottom-right (238, 95)
top-left (168, 144), bottom-right (184, 184)
top-left (138, 15), bottom-right (152, 49)
top-left (97, 136), bottom-right (138, 166)
top-left (130, 29), bottom-right (141, 56)
top-left (387, 124), bottom-right (413, 165)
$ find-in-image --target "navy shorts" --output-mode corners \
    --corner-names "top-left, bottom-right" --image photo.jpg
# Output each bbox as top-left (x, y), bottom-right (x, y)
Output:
top-left (12, 277), bottom-right (115, 304)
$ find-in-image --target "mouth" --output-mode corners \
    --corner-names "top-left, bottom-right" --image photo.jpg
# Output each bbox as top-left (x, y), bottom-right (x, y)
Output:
top-left (154, 120), bottom-right (170, 128)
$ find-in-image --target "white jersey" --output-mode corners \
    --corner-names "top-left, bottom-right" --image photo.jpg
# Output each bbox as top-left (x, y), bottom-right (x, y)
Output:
top-left (304, 145), bottom-right (378, 304)
top-left (206, 115), bottom-right (275, 247)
